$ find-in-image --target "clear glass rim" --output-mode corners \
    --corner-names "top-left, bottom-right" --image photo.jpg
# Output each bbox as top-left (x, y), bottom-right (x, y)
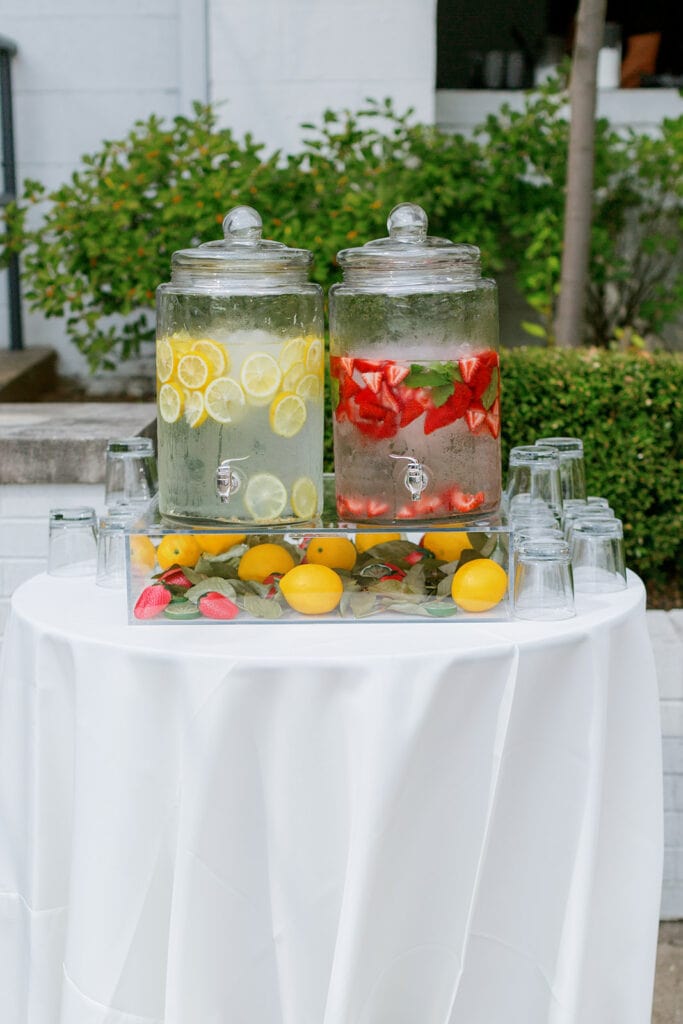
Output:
top-left (49, 506), bottom-right (97, 523)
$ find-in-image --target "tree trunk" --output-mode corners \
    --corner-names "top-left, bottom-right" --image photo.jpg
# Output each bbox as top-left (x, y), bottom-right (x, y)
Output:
top-left (554, 0), bottom-right (607, 348)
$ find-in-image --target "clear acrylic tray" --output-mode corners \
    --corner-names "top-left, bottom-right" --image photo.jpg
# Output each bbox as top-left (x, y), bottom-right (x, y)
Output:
top-left (125, 476), bottom-right (511, 624)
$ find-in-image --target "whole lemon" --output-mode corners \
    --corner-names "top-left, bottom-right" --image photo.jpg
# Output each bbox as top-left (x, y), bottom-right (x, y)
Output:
top-left (195, 533), bottom-right (246, 556)
top-left (421, 531), bottom-right (473, 563)
top-left (354, 532), bottom-right (401, 554)
top-left (279, 563), bottom-right (344, 615)
top-left (451, 558), bottom-right (508, 612)
top-left (237, 542), bottom-right (295, 583)
top-left (305, 536), bottom-right (357, 571)
top-left (156, 534), bottom-right (202, 570)
top-left (129, 534), bottom-right (157, 572)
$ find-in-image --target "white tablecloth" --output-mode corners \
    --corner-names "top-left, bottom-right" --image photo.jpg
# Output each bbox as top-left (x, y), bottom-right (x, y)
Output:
top-left (0, 572), bottom-right (662, 1024)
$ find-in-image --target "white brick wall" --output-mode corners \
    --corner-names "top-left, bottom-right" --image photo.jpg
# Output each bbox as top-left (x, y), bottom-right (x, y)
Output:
top-left (648, 611), bottom-right (683, 919)
top-left (0, 482), bottom-right (105, 651)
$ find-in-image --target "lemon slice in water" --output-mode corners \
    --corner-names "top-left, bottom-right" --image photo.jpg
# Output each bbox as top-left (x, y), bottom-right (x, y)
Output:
top-left (159, 382), bottom-right (183, 423)
top-left (305, 338), bottom-right (323, 373)
top-left (244, 473), bottom-right (288, 521)
top-left (269, 392), bottom-right (307, 438)
top-left (184, 389), bottom-right (207, 428)
top-left (279, 337), bottom-right (307, 373)
top-left (296, 373), bottom-right (321, 401)
top-left (156, 337), bottom-right (175, 383)
top-left (192, 338), bottom-right (227, 376)
top-left (291, 476), bottom-right (318, 519)
top-left (240, 352), bottom-right (282, 405)
top-left (177, 353), bottom-right (210, 390)
top-left (204, 376), bottom-right (246, 424)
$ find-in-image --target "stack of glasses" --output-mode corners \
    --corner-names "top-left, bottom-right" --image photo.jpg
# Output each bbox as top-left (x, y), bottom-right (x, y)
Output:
top-left (505, 436), bottom-right (627, 620)
top-left (47, 437), bottom-right (158, 586)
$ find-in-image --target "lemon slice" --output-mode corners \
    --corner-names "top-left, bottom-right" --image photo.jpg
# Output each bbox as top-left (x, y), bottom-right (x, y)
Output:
top-left (184, 389), bottom-right (207, 428)
top-left (305, 338), bottom-right (323, 373)
top-left (279, 337), bottom-right (307, 373)
top-left (244, 473), bottom-right (288, 521)
top-left (158, 382), bottom-right (183, 423)
top-left (282, 363), bottom-right (306, 391)
top-left (240, 352), bottom-right (282, 405)
top-left (269, 392), bottom-right (307, 438)
top-left (204, 376), bottom-right (246, 424)
top-left (156, 337), bottom-right (175, 383)
top-left (177, 353), bottom-right (210, 390)
top-left (192, 337), bottom-right (227, 376)
top-left (291, 476), bottom-right (318, 519)
top-left (296, 373), bottom-right (321, 401)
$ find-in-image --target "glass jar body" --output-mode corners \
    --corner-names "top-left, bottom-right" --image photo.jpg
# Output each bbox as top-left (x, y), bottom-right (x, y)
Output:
top-left (328, 278), bottom-right (502, 523)
top-left (156, 282), bottom-right (325, 525)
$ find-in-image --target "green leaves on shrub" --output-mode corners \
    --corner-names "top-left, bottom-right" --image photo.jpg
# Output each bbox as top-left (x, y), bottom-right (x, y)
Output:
top-left (2, 85), bottom-right (682, 370)
top-left (499, 348), bottom-right (683, 583)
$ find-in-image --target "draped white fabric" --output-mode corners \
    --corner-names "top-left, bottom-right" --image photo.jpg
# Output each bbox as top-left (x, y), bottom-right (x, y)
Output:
top-left (0, 573), bottom-right (662, 1024)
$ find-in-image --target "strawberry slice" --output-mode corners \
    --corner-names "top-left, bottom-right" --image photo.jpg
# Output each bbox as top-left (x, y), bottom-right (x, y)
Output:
top-left (354, 358), bottom-right (384, 373)
top-left (337, 494), bottom-right (368, 519)
top-left (361, 370), bottom-right (384, 393)
top-left (423, 383), bottom-right (472, 435)
top-left (378, 381), bottom-right (400, 414)
top-left (385, 363), bottom-right (410, 386)
top-left (340, 374), bottom-right (361, 401)
top-left (198, 592), bottom-right (239, 620)
top-left (397, 385), bottom-right (430, 427)
top-left (366, 499), bottom-right (390, 518)
top-left (459, 351), bottom-right (498, 400)
top-left (485, 397), bottom-right (501, 439)
top-left (465, 402), bottom-right (488, 435)
top-left (157, 566), bottom-right (193, 588)
top-left (330, 355), bottom-right (355, 379)
top-left (134, 584), bottom-right (172, 620)
top-left (446, 488), bottom-right (486, 513)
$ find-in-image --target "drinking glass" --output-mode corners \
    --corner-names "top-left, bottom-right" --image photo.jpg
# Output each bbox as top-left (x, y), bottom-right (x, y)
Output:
top-left (563, 506), bottom-right (615, 540)
top-left (513, 537), bottom-right (575, 620)
top-left (104, 437), bottom-right (158, 511)
top-left (570, 519), bottom-right (627, 592)
top-left (535, 436), bottom-right (587, 501)
top-left (96, 509), bottom-right (136, 588)
top-left (586, 495), bottom-right (612, 510)
top-left (506, 446), bottom-right (563, 515)
top-left (48, 507), bottom-right (98, 577)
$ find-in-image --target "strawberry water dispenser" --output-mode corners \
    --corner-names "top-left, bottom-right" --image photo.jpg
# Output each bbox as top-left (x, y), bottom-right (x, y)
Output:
top-left (329, 203), bottom-right (502, 523)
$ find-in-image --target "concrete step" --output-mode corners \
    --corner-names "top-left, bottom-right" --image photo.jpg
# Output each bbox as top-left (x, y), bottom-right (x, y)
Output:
top-left (0, 347), bottom-right (57, 402)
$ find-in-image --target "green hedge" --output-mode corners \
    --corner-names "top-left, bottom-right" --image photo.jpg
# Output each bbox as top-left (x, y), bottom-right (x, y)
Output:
top-left (325, 348), bottom-right (683, 583)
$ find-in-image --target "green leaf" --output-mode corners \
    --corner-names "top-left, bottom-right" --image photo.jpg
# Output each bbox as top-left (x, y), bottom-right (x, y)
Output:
top-left (242, 595), bottom-right (283, 619)
top-left (431, 382), bottom-right (455, 407)
top-left (185, 578), bottom-right (238, 603)
top-left (481, 367), bottom-right (499, 410)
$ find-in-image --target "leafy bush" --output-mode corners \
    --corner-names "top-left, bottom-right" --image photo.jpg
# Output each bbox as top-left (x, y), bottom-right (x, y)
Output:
top-left (499, 348), bottom-right (683, 583)
top-left (2, 86), bottom-right (682, 369)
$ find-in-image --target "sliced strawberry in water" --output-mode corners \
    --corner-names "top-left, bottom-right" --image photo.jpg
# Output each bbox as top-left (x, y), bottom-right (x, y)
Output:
top-left (378, 381), bottom-right (400, 413)
top-left (366, 499), bottom-right (390, 518)
top-left (198, 591), bottom-right (239, 620)
top-left (423, 383), bottom-right (472, 435)
top-left (446, 488), bottom-right (486, 513)
top-left (485, 397), bottom-right (501, 439)
top-left (352, 387), bottom-right (389, 420)
top-left (356, 417), bottom-right (399, 440)
top-left (458, 355), bottom-right (493, 400)
top-left (337, 494), bottom-right (368, 519)
top-left (134, 584), bottom-right (172, 620)
top-left (354, 358), bottom-right (384, 373)
top-left (385, 362), bottom-right (410, 386)
top-left (330, 355), bottom-right (355, 379)
top-left (340, 374), bottom-right (361, 401)
top-left (465, 402), bottom-right (488, 434)
top-left (361, 370), bottom-right (384, 393)
top-left (157, 566), bottom-right (193, 588)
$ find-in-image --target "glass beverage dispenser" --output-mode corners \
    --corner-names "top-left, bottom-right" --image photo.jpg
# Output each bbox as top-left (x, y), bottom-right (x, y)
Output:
top-left (156, 206), bottom-right (324, 525)
top-left (329, 203), bottom-right (502, 523)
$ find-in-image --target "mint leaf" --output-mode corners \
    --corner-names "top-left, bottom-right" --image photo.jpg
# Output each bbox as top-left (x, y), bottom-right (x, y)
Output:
top-left (481, 367), bottom-right (499, 410)
top-left (404, 364), bottom-right (450, 388)
top-left (431, 382), bottom-right (455, 407)
top-left (186, 578), bottom-right (238, 603)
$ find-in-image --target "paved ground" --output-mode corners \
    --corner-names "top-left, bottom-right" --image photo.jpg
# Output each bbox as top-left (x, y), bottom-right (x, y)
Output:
top-left (654, 923), bottom-right (683, 1022)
